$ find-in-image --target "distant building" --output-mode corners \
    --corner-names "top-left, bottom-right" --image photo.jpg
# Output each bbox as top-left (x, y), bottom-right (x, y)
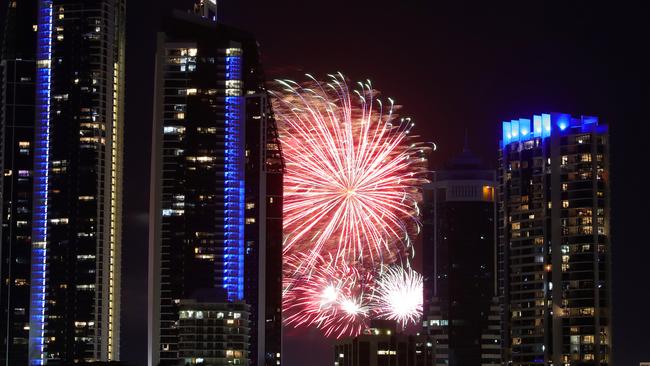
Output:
top-left (147, 2), bottom-right (283, 366)
top-left (334, 320), bottom-right (439, 366)
top-left (421, 142), bottom-right (499, 366)
top-left (177, 300), bottom-right (250, 366)
top-left (640, 363), bottom-right (650, 366)
top-left (498, 114), bottom-right (611, 365)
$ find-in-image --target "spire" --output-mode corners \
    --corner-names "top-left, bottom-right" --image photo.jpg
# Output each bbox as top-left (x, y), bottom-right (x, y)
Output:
top-left (194, 0), bottom-right (218, 21)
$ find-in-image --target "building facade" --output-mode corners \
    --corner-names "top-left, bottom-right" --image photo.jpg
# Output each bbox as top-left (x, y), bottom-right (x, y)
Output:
top-left (421, 146), bottom-right (499, 366)
top-left (148, 4), bottom-right (283, 366)
top-left (177, 300), bottom-right (250, 365)
top-left (9, 0), bottom-right (127, 364)
top-left (334, 320), bottom-right (439, 366)
top-left (0, 1), bottom-right (37, 364)
top-left (498, 113), bottom-right (611, 365)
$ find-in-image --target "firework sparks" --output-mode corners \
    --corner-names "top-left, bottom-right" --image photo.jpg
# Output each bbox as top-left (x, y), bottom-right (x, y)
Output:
top-left (275, 73), bottom-right (429, 337)
top-left (372, 265), bottom-right (423, 328)
top-left (272, 73), bottom-right (428, 270)
top-left (283, 253), bottom-right (374, 338)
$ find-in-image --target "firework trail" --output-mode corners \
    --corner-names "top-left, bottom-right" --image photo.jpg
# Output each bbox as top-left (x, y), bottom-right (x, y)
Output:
top-left (273, 73), bottom-right (428, 337)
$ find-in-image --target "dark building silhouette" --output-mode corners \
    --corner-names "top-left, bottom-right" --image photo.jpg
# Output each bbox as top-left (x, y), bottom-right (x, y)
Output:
top-left (148, 2), bottom-right (283, 365)
top-left (498, 114), bottom-right (611, 365)
top-left (421, 140), bottom-right (499, 366)
top-left (0, 1), bottom-right (37, 364)
top-left (334, 320), bottom-right (441, 366)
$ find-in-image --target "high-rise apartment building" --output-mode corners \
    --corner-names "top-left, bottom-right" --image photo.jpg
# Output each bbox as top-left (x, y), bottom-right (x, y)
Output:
top-left (0, 1), bottom-right (37, 365)
top-left (498, 113), bottom-right (611, 365)
top-left (2, 0), bottom-right (127, 364)
top-left (24, 0), bottom-right (126, 364)
top-left (148, 4), bottom-right (283, 366)
top-left (421, 145), bottom-right (499, 366)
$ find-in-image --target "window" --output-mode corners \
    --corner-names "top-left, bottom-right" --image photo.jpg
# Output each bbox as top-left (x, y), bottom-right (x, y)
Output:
top-left (562, 200), bottom-right (569, 208)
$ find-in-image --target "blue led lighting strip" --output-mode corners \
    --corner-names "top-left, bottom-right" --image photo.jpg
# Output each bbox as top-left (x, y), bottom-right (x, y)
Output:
top-left (501, 113), bottom-right (599, 148)
top-left (28, 1), bottom-right (52, 365)
top-left (224, 49), bottom-right (244, 301)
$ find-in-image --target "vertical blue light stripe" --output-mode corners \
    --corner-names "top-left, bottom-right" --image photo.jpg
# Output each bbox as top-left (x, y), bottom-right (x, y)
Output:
top-left (224, 51), bottom-right (244, 301)
top-left (29, 1), bottom-right (52, 365)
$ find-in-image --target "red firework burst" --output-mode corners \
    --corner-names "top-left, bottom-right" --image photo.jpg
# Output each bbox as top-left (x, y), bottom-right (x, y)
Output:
top-left (283, 253), bottom-right (375, 338)
top-left (272, 74), bottom-right (428, 269)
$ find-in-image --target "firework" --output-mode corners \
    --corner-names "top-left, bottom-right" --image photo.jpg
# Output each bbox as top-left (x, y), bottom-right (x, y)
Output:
top-left (272, 73), bottom-right (428, 269)
top-left (283, 253), bottom-right (375, 338)
top-left (372, 265), bottom-right (423, 328)
top-left (275, 73), bottom-right (428, 337)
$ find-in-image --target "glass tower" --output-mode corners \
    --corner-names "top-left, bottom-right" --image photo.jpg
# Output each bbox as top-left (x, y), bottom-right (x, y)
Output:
top-left (28, 0), bottom-right (125, 363)
top-left (148, 6), bottom-right (283, 366)
top-left (498, 114), bottom-right (611, 366)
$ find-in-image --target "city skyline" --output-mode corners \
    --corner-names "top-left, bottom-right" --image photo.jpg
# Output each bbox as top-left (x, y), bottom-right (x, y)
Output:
top-left (1, 1), bottom-right (648, 366)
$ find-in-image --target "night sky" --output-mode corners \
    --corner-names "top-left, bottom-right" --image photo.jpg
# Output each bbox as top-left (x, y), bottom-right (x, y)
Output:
top-left (122, 1), bottom-right (650, 365)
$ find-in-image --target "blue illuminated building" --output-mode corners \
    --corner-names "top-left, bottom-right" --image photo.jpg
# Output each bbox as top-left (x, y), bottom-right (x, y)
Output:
top-left (148, 3), bottom-right (284, 366)
top-left (498, 113), bottom-right (612, 365)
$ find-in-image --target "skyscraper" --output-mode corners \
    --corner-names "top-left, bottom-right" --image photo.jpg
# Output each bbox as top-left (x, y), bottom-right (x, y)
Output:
top-left (28, 0), bottom-right (126, 364)
top-left (421, 143), bottom-right (499, 366)
top-left (148, 3), bottom-right (283, 366)
top-left (498, 113), bottom-right (611, 365)
top-left (1, 1), bottom-right (37, 364)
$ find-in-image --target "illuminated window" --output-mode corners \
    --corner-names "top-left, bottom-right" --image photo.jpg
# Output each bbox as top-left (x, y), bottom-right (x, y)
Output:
top-left (482, 185), bottom-right (494, 201)
top-left (562, 200), bottom-right (569, 208)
